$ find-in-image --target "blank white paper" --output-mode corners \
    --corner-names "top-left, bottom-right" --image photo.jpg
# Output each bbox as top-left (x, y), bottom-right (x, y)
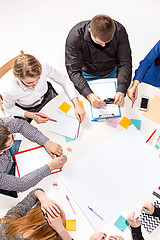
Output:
top-left (60, 125), bottom-right (160, 230)
top-left (50, 111), bottom-right (79, 139)
top-left (15, 147), bottom-right (60, 177)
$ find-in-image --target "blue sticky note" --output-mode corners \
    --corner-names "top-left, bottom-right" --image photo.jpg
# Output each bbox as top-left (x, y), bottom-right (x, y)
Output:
top-left (155, 144), bottom-right (159, 149)
top-left (65, 135), bottom-right (77, 143)
top-left (114, 215), bottom-right (129, 232)
top-left (130, 119), bottom-right (141, 130)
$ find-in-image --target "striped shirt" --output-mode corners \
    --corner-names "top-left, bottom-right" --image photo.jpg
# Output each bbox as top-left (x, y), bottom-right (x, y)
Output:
top-left (0, 118), bottom-right (51, 192)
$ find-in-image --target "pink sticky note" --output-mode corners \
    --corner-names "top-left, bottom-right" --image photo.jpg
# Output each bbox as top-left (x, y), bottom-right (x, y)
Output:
top-left (106, 118), bottom-right (120, 128)
top-left (67, 147), bottom-right (72, 152)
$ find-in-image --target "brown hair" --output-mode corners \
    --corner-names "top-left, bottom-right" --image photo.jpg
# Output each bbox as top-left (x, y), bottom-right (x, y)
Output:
top-left (0, 125), bottom-right (11, 151)
top-left (13, 54), bottom-right (42, 80)
top-left (0, 204), bottom-right (66, 240)
top-left (90, 14), bottom-right (115, 42)
top-left (154, 54), bottom-right (160, 66)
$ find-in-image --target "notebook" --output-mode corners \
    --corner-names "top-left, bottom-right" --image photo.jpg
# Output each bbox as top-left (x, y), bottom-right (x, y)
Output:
top-left (50, 94), bottom-right (79, 139)
top-left (14, 146), bottom-right (61, 177)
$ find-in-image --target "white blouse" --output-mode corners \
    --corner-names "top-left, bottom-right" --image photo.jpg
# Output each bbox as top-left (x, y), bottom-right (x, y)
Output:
top-left (3, 63), bottom-right (77, 117)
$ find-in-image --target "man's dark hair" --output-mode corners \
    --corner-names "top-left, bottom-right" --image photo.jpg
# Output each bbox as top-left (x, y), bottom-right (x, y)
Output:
top-left (0, 125), bottom-right (11, 150)
top-left (90, 14), bottom-right (115, 42)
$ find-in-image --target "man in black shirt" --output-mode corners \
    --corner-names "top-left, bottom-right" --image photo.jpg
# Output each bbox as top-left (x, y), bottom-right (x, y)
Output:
top-left (65, 14), bottom-right (132, 107)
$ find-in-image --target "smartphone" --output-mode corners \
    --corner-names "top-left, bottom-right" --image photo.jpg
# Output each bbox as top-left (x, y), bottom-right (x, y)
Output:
top-left (139, 96), bottom-right (149, 111)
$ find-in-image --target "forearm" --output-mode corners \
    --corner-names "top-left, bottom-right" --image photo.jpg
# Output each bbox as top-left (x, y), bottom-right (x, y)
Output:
top-left (131, 226), bottom-right (144, 240)
top-left (57, 228), bottom-right (72, 240)
top-left (152, 207), bottom-right (160, 218)
top-left (16, 117), bottom-right (48, 146)
top-left (68, 71), bottom-right (93, 98)
top-left (0, 165), bottom-right (50, 192)
top-left (6, 188), bottom-right (43, 217)
top-left (71, 97), bottom-right (81, 108)
top-left (34, 189), bottom-right (47, 203)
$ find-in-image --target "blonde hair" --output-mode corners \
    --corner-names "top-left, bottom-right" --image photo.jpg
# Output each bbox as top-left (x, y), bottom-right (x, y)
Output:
top-left (13, 54), bottom-right (42, 80)
top-left (0, 204), bottom-right (66, 240)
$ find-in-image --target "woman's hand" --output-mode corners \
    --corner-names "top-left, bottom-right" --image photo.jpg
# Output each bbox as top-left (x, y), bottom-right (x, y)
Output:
top-left (127, 212), bottom-right (141, 228)
top-left (142, 203), bottom-right (155, 215)
top-left (24, 111), bottom-right (49, 123)
top-left (72, 97), bottom-right (86, 122)
top-left (46, 213), bottom-right (72, 240)
top-left (34, 190), bottom-right (60, 217)
top-left (90, 232), bottom-right (107, 240)
top-left (127, 80), bottom-right (139, 103)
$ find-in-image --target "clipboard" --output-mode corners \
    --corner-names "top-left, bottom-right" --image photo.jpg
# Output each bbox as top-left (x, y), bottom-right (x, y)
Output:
top-left (14, 146), bottom-right (62, 177)
top-left (89, 81), bottom-right (121, 121)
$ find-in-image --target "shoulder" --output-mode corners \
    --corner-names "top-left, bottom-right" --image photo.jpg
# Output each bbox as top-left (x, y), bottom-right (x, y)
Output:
top-left (3, 78), bottom-right (19, 95)
top-left (113, 20), bottom-right (129, 40)
top-left (66, 20), bottom-right (90, 43)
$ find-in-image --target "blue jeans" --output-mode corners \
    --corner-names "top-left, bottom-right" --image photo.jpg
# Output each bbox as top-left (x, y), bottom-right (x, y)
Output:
top-left (82, 67), bottom-right (117, 82)
top-left (0, 140), bottom-right (21, 198)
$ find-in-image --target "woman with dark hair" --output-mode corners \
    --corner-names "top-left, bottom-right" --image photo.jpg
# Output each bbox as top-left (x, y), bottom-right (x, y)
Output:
top-left (0, 188), bottom-right (72, 240)
top-left (127, 40), bottom-right (160, 103)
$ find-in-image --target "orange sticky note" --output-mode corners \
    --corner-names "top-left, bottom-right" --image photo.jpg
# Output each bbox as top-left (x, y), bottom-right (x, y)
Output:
top-left (66, 220), bottom-right (76, 231)
top-left (59, 102), bottom-right (72, 113)
top-left (80, 100), bottom-right (84, 109)
top-left (119, 116), bottom-right (132, 129)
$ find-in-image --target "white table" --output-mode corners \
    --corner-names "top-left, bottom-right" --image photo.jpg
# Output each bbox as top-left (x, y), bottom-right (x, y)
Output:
top-left (1, 79), bottom-right (160, 240)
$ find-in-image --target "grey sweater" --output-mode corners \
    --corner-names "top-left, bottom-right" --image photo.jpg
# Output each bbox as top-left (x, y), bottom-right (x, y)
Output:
top-left (0, 189), bottom-right (40, 239)
top-left (0, 118), bottom-right (51, 192)
top-left (0, 189), bottom-right (68, 240)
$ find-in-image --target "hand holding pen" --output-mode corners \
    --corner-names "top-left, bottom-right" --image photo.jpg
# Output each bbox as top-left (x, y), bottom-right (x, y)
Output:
top-left (32, 112), bottom-right (57, 124)
top-left (142, 203), bottom-right (155, 215)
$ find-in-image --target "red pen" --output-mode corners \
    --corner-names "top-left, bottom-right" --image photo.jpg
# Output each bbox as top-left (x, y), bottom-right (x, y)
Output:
top-left (132, 86), bottom-right (137, 108)
top-left (35, 113), bottom-right (57, 122)
top-left (146, 129), bottom-right (157, 143)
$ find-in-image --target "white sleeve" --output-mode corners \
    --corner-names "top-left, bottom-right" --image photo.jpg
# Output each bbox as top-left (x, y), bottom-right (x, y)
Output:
top-left (3, 92), bottom-right (25, 118)
top-left (44, 63), bottom-right (78, 100)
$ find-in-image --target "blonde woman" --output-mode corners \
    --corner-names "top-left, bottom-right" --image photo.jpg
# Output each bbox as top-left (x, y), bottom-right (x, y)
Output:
top-left (3, 54), bottom-right (85, 123)
top-left (0, 188), bottom-right (72, 240)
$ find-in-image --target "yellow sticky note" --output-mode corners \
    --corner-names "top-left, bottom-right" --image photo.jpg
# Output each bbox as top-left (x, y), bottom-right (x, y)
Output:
top-left (80, 100), bottom-right (84, 109)
top-left (119, 116), bottom-right (132, 129)
top-left (59, 101), bottom-right (72, 113)
top-left (66, 220), bottom-right (76, 231)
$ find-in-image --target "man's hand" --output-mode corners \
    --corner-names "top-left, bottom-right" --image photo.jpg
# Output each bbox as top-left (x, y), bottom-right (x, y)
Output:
top-left (127, 212), bottom-right (141, 228)
top-left (114, 92), bottom-right (125, 106)
top-left (44, 139), bottom-right (63, 157)
top-left (48, 155), bottom-right (67, 171)
top-left (87, 93), bottom-right (107, 108)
